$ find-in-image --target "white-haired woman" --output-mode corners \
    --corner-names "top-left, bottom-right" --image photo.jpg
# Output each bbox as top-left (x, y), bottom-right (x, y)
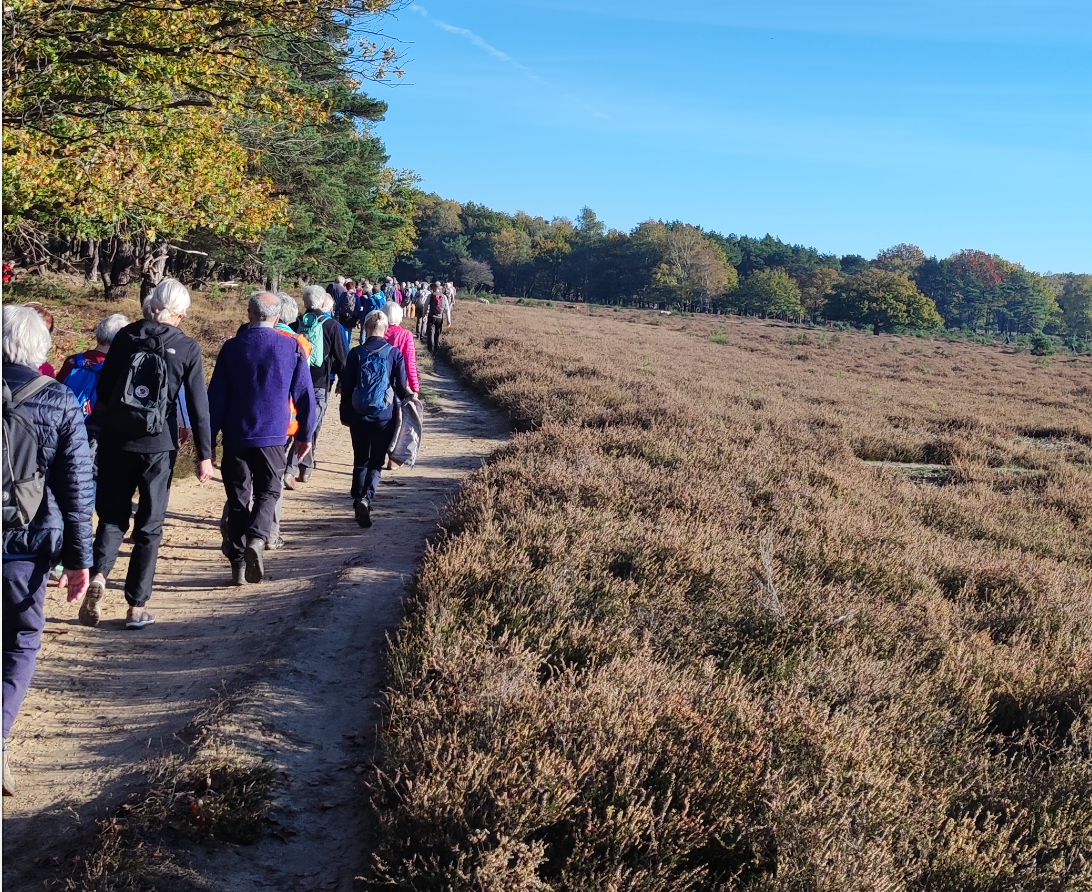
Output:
top-left (292, 285), bottom-right (349, 484)
top-left (2, 306), bottom-right (94, 794)
top-left (82, 278), bottom-right (214, 630)
top-left (57, 313), bottom-right (129, 417)
top-left (340, 310), bottom-right (413, 528)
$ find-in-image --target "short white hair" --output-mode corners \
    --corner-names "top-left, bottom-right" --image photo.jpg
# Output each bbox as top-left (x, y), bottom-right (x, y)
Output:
top-left (363, 310), bottom-right (389, 336)
top-left (323, 295), bottom-right (335, 314)
top-left (146, 278), bottom-right (192, 322)
top-left (277, 292), bottom-right (299, 325)
top-left (248, 291), bottom-right (281, 321)
top-left (95, 313), bottom-right (129, 347)
top-left (302, 285), bottom-right (327, 311)
top-left (3, 305), bottom-right (52, 369)
top-left (383, 301), bottom-right (403, 327)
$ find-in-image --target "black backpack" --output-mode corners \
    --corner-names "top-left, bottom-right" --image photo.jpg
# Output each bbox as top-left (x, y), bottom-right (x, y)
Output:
top-left (2, 376), bottom-right (52, 529)
top-left (106, 334), bottom-right (170, 439)
top-left (335, 293), bottom-right (358, 329)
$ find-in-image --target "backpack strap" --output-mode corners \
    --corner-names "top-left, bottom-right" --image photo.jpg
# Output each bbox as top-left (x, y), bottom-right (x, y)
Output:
top-left (10, 376), bottom-right (54, 407)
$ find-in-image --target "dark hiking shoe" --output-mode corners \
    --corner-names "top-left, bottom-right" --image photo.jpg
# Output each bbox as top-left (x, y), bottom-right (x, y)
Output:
top-left (298, 469), bottom-right (312, 483)
top-left (354, 499), bottom-right (372, 529)
top-left (230, 562), bottom-right (248, 586)
top-left (125, 607), bottom-right (156, 629)
top-left (2, 739), bottom-right (15, 796)
top-left (244, 538), bottom-right (266, 583)
top-left (283, 474), bottom-right (297, 491)
top-left (79, 579), bottom-right (106, 628)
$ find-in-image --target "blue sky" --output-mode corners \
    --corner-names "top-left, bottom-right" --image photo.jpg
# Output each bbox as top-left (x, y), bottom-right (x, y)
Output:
top-left (374, 0), bottom-right (1091, 273)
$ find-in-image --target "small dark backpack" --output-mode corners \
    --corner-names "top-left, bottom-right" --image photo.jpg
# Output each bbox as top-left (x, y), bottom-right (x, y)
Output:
top-left (107, 334), bottom-right (170, 438)
top-left (352, 343), bottom-right (395, 418)
top-left (2, 376), bottom-right (52, 528)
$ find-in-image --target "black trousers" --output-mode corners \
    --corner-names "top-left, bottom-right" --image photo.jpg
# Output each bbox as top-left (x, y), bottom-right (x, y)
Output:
top-left (3, 556), bottom-right (51, 738)
top-left (349, 417), bottom-right (397, 503)
top-left (221, 445), bottom-right (287, 563)
top-left (93, 449), bottom-right (174, 607)
top-left (427, 315), bottom-right (444, 353)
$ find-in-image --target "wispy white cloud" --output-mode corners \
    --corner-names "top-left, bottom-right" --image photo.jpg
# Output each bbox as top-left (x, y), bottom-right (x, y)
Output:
top-left (432, 20), bottom-right (521, 66)
top-left (409, 3), bottom-right (610, 120)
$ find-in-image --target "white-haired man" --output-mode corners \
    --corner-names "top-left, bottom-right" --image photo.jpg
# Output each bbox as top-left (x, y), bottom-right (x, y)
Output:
top-left (2, 306), bottom-right (94, 794)
top-left (83, 278), bottom-right (214, 630)
top-left (208, 292), bottom-right (315, 585)
top-left (296, 285), bottom-right (349, 483)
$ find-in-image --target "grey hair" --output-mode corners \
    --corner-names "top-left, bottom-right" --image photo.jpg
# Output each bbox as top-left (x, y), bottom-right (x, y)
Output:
top-left (248, 291), bottom-right (281, 322)
top-left (3, 305), bottom-right (52, 369)
top-left (145, 278), bottom-right (192, 322)
top-left (336, 276), bottom-right (346, 286)
top-left (302, 285), bottom-right (327, 311)
top-left (363, 310), bottom-right (389, 336)
top-left (323, 294), bottom-right (335, 314)
top-left (383, 301), bottom-right (403, 327)
top-left (277, 291), bottom-right (299, 325)
top-left (95, 313), bottom-right (129, 347)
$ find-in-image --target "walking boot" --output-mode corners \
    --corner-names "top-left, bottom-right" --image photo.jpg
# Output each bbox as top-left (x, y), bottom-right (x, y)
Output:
top-left (244, 537), bottom-right (266, 583)
top-left (231, 562), bottom-right (248, 586)
top-left (2, 738), bottom-right (15, 796)
top-left (354, 499), bottom-right (372, 529)
top-left (78, 578), bottom-right (106, 628)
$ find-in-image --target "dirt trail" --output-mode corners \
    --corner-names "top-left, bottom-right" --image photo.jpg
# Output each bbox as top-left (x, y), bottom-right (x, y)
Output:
top-left (2, 359), bottom-right (508, 890)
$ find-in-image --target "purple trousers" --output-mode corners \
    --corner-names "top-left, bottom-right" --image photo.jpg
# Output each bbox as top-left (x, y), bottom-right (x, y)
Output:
top-left (2, 556), bottom-right (51, 739)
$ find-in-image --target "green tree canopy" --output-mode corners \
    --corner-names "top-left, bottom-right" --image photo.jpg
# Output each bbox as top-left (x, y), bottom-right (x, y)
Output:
top-left (827, 269), bottom-right (943, 333)
top-left (733, 268), bottom-right (804, 319)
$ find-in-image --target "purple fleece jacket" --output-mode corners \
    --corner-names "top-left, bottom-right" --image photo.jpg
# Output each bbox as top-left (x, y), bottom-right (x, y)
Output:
top-left (208, 323), bottom-right (316, 451)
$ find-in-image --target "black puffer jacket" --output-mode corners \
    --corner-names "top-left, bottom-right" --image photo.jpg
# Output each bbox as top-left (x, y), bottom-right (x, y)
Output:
top-left (2, 363), bottom-right (94, 569)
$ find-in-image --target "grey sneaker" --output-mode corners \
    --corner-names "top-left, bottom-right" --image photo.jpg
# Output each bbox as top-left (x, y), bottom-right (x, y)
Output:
top-left (2, 738), bottom-right (15, 796)
top-left (125, 607), bottom-right (156, 630)
top-left (244, 538), bottom-right (266, 583)
top-left (79, 580), bottom-right (106, 628)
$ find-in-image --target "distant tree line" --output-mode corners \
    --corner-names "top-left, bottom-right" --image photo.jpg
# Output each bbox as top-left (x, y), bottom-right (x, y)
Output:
top-left (397, 197), bottom-right (1091, 346)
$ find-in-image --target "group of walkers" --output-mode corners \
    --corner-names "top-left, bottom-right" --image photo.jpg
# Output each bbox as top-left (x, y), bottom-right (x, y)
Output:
top-left (327, 277), bottom-right (456, 354)
top-left (1, 274), bottom-right (440, 795)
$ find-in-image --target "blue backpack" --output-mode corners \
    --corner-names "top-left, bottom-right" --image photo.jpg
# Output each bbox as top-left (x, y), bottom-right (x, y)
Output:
top-left (352, 343), bottom-right (395, 418)
top-left (367, 293), bottom-right (386, 315)
top-left (64, 353), bottom-right (105, 417)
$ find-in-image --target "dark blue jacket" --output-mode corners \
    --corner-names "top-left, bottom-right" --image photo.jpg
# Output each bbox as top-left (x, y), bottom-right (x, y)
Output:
top-left (208, 323), bottom-right (316, 451)
top-left (2, 364), bottom-right (94, 569)
top-left (340, 337), bottom-right (411, 425)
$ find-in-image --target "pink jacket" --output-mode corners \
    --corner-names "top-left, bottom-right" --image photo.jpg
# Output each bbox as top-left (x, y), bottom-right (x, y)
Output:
top-left (385, 324), bottom-right (420, 393)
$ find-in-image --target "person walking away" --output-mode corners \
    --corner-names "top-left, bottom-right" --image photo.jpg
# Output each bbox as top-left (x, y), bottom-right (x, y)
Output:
top-left (329, 279), bottom-right (355, 347)
top-left (82, 279), bottom-right (213, 630)
top-left (415, 285), bottom-right (430, 341)
top-left (58, 314), bottom-right (129, 418)
top-left (341, 311), bottom-right (413, 528)
top-left (275, 293), bottom-right (313, 490)
top-left (358, 287), bottom-right (385, 345)
top-left (443, 282), bottom-right (456, 328)
top-left (382, 301), bottom-right (421, 471)
top-left (296, 286), bottom-right (348, 483)
top-left (2, 306), bottom-right (94, 794)
top-left (208, 292), bottom-right (314, 585)
top-left (426, 282), bottom-right (446, 354)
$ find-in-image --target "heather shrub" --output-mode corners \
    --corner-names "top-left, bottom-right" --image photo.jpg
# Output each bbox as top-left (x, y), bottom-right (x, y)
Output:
top-left (369, 306), bottom-right (1092, 890)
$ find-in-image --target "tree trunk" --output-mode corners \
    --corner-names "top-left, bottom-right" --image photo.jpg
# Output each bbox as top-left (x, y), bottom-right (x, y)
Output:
top-left (140, 240), bottom-right (171, 302)
top-left (98, 237), bottom-right (137, 301)
top-left (82, 241), bottom-right (100, 282)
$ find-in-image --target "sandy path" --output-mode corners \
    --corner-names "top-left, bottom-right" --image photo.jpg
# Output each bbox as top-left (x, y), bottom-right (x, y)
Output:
top-left (2, 359), bottom-right (507, 889)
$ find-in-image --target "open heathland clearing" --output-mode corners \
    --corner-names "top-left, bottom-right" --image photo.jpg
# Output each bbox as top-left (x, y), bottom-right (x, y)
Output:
top-left (370, 304), bottom-right (1092, 891)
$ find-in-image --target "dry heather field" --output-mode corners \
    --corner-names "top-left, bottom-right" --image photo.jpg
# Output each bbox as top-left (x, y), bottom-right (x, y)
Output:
top-left (370, 304), bottom-right (1092, 892)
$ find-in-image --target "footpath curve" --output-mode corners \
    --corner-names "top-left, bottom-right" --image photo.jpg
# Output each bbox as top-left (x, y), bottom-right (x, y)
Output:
top-left (2, 358), bottom-right (508, 890)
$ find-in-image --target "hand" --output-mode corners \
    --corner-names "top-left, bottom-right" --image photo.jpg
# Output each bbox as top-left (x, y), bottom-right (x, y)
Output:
top-left (179, 427), bottom-right (192, 446)
top-left (196, 459), bottom-right (214, 483)
top-left (59, 568), bottom-right (90, 604)
top-left (295, 441), bottom-right (312, 461)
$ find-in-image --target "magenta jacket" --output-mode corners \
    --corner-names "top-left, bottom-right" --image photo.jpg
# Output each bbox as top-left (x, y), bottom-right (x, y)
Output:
top-left (385, 324), bottom-right (420, 393)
